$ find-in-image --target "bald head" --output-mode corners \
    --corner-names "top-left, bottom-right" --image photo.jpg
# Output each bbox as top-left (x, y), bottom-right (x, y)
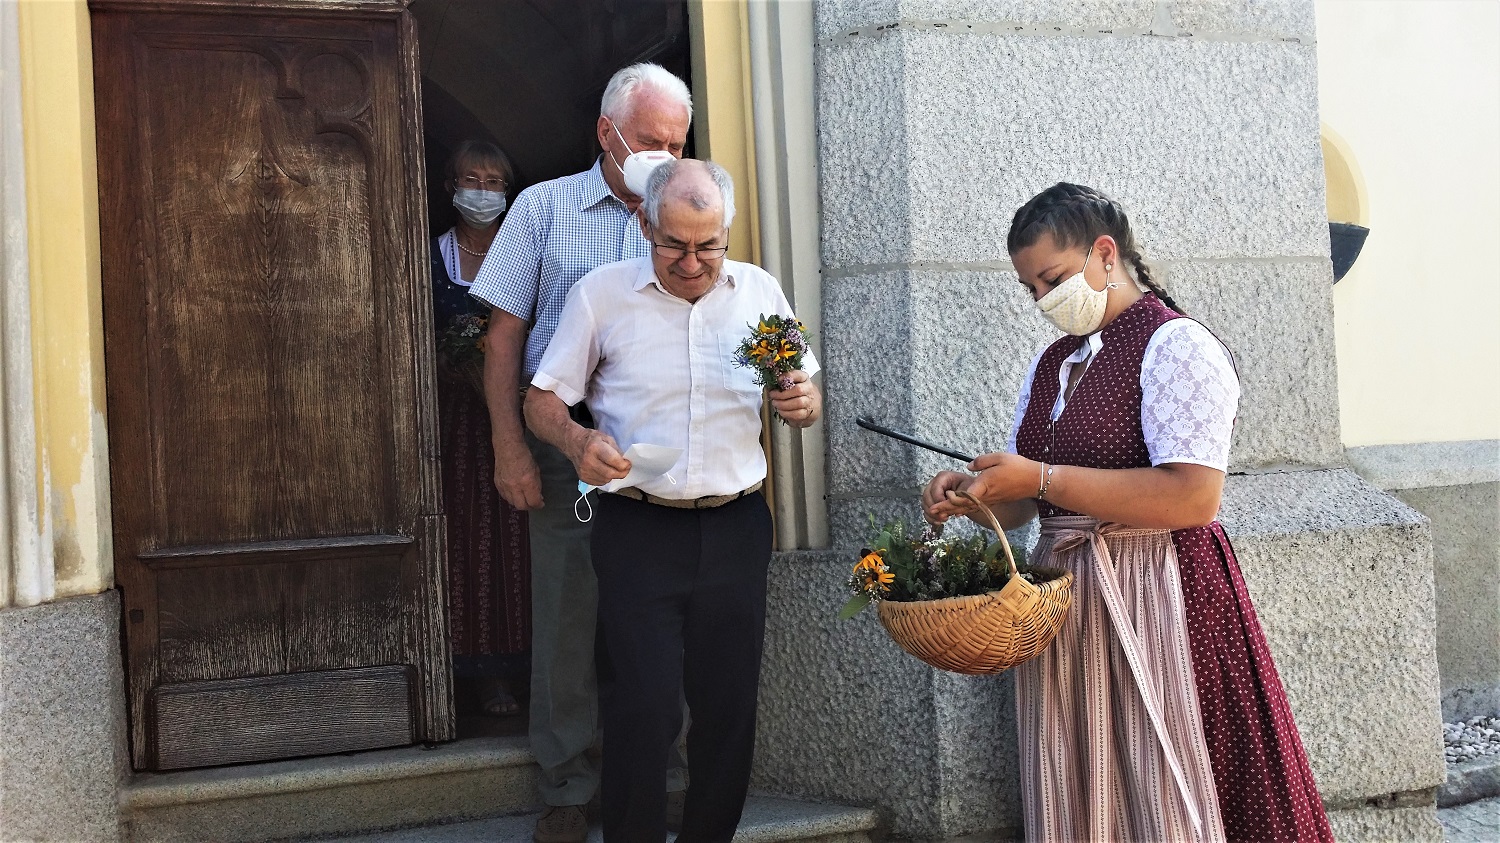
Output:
top-left (641, 159), bottom-right (736, 231)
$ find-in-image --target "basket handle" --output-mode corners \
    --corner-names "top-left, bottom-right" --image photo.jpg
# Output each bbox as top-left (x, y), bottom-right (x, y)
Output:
top-left (954, 490), bottom-right (1019, 581)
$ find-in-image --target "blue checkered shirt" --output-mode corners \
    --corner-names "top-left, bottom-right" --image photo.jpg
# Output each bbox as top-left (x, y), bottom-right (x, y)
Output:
top-left (469, 159), bottom-right (649, 377)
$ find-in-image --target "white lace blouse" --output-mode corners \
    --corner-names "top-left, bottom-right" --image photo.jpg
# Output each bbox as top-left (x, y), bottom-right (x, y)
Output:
top-left (1006, 319), bottom-right (1240, 471)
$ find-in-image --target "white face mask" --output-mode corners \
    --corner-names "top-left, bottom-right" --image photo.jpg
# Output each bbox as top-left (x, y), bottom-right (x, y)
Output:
top-left (452, 188), bottom-right (506, 227)
top-left (609, 120), bottom-right (674, 196)
top-left (1034, 245), bottom-right (1122, 336)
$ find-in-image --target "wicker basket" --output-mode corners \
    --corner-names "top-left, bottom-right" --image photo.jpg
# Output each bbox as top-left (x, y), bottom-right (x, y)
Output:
top-left (876, 491), bottom-right (1075, 675)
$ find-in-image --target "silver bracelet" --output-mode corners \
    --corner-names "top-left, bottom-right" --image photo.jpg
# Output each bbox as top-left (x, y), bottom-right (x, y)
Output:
top-left (1037, 463), bottom-right (1056, 500)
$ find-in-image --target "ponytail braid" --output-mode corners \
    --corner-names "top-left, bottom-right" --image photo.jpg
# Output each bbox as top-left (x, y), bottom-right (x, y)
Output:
top-left (1007, 182), bottom-right (1186, 315)
top-left (1122, 245), bottom-right (1184, 315)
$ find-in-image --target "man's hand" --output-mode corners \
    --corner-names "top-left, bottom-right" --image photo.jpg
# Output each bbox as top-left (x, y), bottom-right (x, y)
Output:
top-left (483, 310), bottom-right (540, 509)
top-left (493, 445), bottom-right (544, 511)
top-left (769, 370), bottom-right (822, 428)
top-left (568, 429), bottom-right (632, 488)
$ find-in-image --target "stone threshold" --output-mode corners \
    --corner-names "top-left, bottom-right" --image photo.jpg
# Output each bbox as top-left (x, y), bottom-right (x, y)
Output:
top-left (312, 795), bottom-right (880, 843)
top-left (1441, 755), bottom-right (1500, 808)
top-left (121, 735), bottom-right (533, 809)
top-left (121, 738), bottom-right (876, 843)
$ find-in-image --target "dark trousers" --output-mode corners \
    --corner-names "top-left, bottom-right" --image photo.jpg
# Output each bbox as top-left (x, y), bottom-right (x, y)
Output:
top-left (591, 491), bottom-right (773, 843)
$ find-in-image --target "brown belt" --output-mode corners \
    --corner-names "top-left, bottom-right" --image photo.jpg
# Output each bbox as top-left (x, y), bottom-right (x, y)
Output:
top-left (610, 481), bottom-right (762, 510)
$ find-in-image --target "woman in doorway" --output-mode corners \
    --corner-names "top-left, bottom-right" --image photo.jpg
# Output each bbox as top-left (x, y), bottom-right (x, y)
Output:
top-left (923, 183), bottom-right (1334, 842)
top-left (433, 140), bottom-right (531, 717)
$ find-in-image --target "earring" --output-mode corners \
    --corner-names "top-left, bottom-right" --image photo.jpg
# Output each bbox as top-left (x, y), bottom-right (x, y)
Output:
top-left (1105, 263), bottom-right (1113, 271)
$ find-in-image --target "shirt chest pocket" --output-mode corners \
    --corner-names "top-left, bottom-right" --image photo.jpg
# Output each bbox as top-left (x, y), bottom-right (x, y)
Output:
top-left (718, 331), bottom-right (767, 400)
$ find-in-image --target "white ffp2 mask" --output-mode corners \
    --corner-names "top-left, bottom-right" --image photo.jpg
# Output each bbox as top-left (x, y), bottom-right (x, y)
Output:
top-left (609, 121), bottom-right (674, 196)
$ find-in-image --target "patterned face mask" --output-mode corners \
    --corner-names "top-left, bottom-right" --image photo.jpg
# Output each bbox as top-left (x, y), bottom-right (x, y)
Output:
top-left (1035, 244), bottom-right (1121, 336)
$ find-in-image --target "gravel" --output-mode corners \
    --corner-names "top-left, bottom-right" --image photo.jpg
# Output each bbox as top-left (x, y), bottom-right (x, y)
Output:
top-left (1445, 716), bottom-right (1500, 765)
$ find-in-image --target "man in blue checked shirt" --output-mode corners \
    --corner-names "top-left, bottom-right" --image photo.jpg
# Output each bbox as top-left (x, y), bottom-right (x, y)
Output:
top-left (467, 62), bottom-right (691, 843)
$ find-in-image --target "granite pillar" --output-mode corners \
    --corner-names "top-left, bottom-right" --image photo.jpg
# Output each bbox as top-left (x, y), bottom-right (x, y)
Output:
top-left (753, 2), bottom-right (1444, 839)
top-left (0, 591), bottom-right (127, 842)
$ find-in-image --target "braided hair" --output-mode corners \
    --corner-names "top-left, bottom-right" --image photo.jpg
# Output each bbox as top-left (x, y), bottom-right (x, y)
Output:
top-left (1006, 182), bottom-right (1184, 315)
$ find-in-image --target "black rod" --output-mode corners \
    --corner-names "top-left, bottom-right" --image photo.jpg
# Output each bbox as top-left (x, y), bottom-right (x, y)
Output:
top-left (855, 416), bottom-right (976, 463)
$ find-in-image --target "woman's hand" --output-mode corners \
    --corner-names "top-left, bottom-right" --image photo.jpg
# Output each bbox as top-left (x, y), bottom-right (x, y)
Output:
top-left (921, 470), bottom-right (973, 525)
top-left (926, 456), bottom-right (1227, 532)
top-left (924, 452), bottom-right (1043, 524)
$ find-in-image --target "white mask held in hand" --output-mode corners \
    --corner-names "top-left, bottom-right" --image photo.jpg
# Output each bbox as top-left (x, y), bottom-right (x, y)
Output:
top-left (453, 188), bottom-right (506, 227)
top-left (609, 121), bottom-right (674, 196)
top-left (1034, 244), bottom-right (1122, 336)
top-left (572, 443), bottom-right (683, 522)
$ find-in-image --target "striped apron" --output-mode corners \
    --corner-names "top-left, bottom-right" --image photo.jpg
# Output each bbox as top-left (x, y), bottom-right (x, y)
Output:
top-left (1016, 516), bottom-right (1227, 843)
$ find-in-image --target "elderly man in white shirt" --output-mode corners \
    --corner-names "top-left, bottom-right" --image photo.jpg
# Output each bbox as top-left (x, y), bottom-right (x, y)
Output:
top-left (525, 159), bottom-right (820, 842)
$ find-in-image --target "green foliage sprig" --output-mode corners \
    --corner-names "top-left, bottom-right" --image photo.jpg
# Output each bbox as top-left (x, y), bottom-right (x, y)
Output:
top-left (838, 515), bottom-right (1031, 620)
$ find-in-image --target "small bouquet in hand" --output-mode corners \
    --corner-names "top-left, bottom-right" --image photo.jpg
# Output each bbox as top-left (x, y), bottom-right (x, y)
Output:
top-left (436, 312), bottom-right (489, 396)
top-left (732, 313), bottom-right (810, 396)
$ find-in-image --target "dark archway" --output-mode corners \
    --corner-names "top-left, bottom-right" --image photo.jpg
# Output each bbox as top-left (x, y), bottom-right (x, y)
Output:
top-left (413, 0), bottom-right (693, 233)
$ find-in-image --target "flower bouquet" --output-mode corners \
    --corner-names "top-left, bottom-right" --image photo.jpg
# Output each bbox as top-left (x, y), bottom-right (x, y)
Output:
top-left (732, 315), bottom-right (810, 421)
top-left (839, 491), bottom-right (1075, 675)
top-left (437, 312), bottom-right (488, 397)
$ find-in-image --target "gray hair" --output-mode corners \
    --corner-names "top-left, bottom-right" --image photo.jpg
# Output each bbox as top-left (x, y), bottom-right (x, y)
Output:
top-left (641, 159), bottom-right (736, 231)
top-left (600, 62), bottom-right (693, 123)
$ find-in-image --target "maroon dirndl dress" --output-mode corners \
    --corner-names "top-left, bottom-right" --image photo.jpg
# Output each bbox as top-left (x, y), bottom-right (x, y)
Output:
top-left (1012, 293), bottom-right (1333, 842)
top-left (432, 237), bottom-right (531, 679)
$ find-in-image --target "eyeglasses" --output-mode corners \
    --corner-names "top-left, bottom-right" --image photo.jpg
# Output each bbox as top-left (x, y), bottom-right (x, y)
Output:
top-left (652, 242), bottom-right (728, 261)
top-left (457, 176), bottom-right (507, 191)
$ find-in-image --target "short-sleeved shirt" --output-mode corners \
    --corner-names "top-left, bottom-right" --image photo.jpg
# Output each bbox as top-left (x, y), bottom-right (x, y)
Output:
top-left (468, 159), bottom-right (648, 377)
top-left (533, 256), bottom-right (820, 499)
top-left (1007, 319), bottom-right (1240, 471)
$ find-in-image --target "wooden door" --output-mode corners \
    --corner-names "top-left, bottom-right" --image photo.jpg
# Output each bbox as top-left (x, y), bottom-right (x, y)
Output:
top-left (90, 0), bottom-right (451, 771)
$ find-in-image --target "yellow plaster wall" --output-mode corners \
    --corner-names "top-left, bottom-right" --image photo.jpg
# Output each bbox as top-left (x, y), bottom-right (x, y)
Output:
top-left (1317, 0), bottom-right (1500, 446)
top-left (688, 0), bottom-right (760, 265)
top-left (17, 0), bottom-right (112, 596)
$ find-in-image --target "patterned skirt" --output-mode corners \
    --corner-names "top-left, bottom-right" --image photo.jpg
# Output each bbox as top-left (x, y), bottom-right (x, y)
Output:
top-left (1016, 517), bottom-right (1333, 842)
top-left (438, 378), bottom-right (531, 676)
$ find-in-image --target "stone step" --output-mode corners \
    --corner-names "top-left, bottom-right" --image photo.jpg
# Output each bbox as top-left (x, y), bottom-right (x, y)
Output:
top-left (121, 736), bottom-right (539, 842)
top-left (314, 795), bottom-right (879, 843)
top-left (1441, 755), bottom-right (1500, 808)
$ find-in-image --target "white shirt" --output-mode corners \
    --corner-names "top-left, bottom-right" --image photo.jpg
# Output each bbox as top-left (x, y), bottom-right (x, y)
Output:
top-left (532, 256), bottom-right (820, 499)
top-left (1006, 319), bottom-right (1240, 471)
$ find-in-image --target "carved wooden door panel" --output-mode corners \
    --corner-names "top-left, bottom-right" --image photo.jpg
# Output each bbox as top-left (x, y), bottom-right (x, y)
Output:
top-left (90, 0), bottom-right (450, 770)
